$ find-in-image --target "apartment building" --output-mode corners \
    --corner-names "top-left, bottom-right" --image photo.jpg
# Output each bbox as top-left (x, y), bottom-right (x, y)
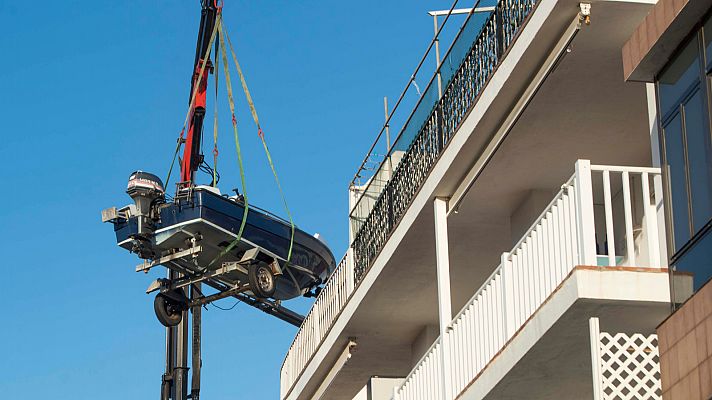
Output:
top-left (278, 0), bottom-right (700, 398)
top-left (624, 0), bottom-right (712, 398)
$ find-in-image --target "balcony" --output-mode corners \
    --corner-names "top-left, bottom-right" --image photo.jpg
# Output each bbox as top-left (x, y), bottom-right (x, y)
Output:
top-left (392, 162), bottom-right (679, 400)
top-left (396, 315), bottom-right (666, 400)
top-left (282, 160), bottom-right (676, 399)
top-left (347, 0), bottom-right (660, 290)
top-left (348, 0), bottom-right (539, 280)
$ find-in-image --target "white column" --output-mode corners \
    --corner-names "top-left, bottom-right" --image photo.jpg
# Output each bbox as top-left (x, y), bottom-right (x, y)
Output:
top-left (434, 197), bottom-right (452, 399)
top-left (575, 160), bottom-right (597, 266)
top-left (645, 82), bottom-right (669, 266)
top-left (589, 317), bottom-right (603, 400)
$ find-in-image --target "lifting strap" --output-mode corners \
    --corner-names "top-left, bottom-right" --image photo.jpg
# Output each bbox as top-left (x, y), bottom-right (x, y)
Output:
top-left (165, 17), bottom-right (220, 189)
top-left (222, 23), bottom-right (296, 264)
top-left (208, 18), bottom-right (249, 267)
top-left (211, 35), bottom-right (220, 187)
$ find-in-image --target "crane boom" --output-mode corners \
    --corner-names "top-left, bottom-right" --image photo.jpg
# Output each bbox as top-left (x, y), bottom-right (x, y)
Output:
top-left (180, 0), bottom-right (220, 185)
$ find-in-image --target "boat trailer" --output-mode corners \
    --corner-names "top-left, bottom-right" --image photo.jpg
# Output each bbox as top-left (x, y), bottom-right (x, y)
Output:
top-left (149, 247), bottom-right (304, 400)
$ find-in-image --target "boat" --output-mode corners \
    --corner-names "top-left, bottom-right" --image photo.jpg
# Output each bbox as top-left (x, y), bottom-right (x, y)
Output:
top-left (107, 171), bottom-right (336, 304)
top-left (109, 171), bottom-right (335, 301)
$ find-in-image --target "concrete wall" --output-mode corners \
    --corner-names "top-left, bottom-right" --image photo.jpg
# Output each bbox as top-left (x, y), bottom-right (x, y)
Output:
top-left (623, 0), bottom-right (712, 81)
top-left (658, 279), bottom-right (712, 399)
top-left (352, 377), bottom-right (404, 400)
top-left (410, 324), bottom-right (439, 368)
top-left (510, 189), bottom-right (555, 247)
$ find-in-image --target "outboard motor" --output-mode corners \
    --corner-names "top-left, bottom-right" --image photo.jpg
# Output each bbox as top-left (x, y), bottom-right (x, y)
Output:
top-left (126, 171), bottom-right (165, 236)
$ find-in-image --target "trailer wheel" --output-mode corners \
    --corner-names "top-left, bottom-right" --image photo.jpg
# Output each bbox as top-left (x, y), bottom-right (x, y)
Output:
top-left (154, 293), bottom-right (183, 327)
top-left (249, 263), bottom-right (276, 298)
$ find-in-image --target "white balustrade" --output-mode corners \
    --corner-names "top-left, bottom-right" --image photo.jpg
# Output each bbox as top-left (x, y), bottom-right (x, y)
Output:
top-left (280, 249), bottom-right (355, 398)
top-left (589, 164), bottom-right (663, 268)
top-left (393, 161), bottom-right (663, 400)
top-left (395, 339), bottom-right (444, 400)
top-left (280, 161), bottom-right (663, 400)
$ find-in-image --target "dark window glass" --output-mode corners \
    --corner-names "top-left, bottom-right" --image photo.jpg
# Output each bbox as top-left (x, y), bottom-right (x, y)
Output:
top-left (705, 16), bottom-right (712, 70)
top-left (683, 88), bottom-right (712, 231)
top-left (659, 37), bottom-right (701, 116)
top-left (664, 112), bottom-right (692, 250)
top-left (672, 228), bottom-right (712, 301)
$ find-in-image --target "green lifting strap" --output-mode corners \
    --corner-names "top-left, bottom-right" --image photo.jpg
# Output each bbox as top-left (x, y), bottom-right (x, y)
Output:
top-left (212, 33), bottom-right (220, 188)
top-left (222, 23), bottom-right (296, 265)
top-left (165, 16), bottom-right (220, 190)
top-left (208, 18), bottom-right (250, 267)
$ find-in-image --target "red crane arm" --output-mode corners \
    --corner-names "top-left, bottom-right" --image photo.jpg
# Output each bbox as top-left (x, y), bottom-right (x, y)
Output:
top-left (180, 1), bottom-right (220, 185)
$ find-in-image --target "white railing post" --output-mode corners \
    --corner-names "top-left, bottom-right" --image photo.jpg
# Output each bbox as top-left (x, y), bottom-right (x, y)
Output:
top-left (641, 173), bottom-right (661, 268)
top-left (652, 170), bottom-right (668, 265)
top-left (602, 170), bottom-right (616, 266)
top-left (501, 252), bottom-right (515, 338)
top-left (346, 247), bottom-right (355, 295)
top-left (589, 317), bottom-right (603, 400)
top-left (433, 197), bottom-right (453, 400)
top-left (621, 171), bottom-right (636, 266)
top-left (312, 301), bottom-right (321, 339)
top-left (575, 160), bottom-right (597, 266)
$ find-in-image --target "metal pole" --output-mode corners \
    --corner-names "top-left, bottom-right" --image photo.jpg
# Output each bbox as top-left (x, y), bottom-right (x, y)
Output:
top-left (384, 97), bottom-right (391, 152)
top-left (433, 15), bottom-right (443, 98)
top-left (162, 270), bottom-right (177, 400)
top-left (384, 96), bottom-right (393, 182)
top-left (161, 327), bottom-right (173, 400)
top-left (190, 284), bottom-right (202, 400)
top-left (174, 276), bottom-right (190, 400)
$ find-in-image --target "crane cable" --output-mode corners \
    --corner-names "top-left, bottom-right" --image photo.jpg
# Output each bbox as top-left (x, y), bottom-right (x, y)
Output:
top-left (212, 31), bottom-right (220, 187)
top-left (208, 16), bottom-right (250, 267)
top-left (165, 16), bottom-right (220, 190)
top-left (164, 13), bottom-right (295, 270)
top-left (222, 21), bottom-right (296, 265)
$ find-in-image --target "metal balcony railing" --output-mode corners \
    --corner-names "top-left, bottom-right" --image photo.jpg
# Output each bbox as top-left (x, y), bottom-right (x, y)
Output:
top-left (392, 161), bottom-right (664, 400)
top-left (350, 0), bottom-right (539, 283)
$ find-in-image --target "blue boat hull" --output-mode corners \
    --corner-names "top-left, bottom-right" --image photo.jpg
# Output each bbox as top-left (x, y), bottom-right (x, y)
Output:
top-left (113, 188), bottom-right (335, 300)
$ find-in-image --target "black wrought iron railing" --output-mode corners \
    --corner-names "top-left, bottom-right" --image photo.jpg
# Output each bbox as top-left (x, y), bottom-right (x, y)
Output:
top-left (351, 0), bottom-right (539, 281)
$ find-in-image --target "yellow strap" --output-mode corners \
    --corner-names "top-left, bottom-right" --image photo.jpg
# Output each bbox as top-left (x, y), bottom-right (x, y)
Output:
top-left (212, 38), bottom-right (219, 187)
top-left (223, 24), bottom-right (296, 263)
top-left (223, 29), bottom-right (261, 128)
top-left (166, 17), bottom-right (220, 189)
top-left (209, 19), bottom-right (250, 267)
top-left (164, 132), bottom-right (183, 191)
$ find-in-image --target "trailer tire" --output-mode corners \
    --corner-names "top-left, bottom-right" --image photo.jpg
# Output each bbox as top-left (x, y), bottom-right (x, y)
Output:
top-left (249, 263), bottom-right (276, 298)
top-left (154, 293), bottom-right (183, 327)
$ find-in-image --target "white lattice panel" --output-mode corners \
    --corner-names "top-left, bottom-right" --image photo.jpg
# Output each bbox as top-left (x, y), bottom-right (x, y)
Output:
top-left (594, 328), bottom-right (662, 400)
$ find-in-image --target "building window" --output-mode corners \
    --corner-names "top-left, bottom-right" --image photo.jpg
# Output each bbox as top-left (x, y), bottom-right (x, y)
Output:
top-left (657, 19), bottom-right (712, 299)
top-left (659, 38), bottom-right (700, 118)
top-left (672, 229), bottom-right (712, 292)
top-left (705, 16), bottom-right (712, 69)
top-left (662, 112), bottom-right (691, 249)
top-left (684, 88), bottom-right (712, 233)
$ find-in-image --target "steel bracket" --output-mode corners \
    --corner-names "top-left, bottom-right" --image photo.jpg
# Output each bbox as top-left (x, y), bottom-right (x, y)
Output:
top-left (137, 245), bottom-right (203, 273)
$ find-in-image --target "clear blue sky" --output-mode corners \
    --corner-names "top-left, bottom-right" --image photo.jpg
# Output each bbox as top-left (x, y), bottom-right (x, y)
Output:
top-left (0, 1), bottom-right (461, 398)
